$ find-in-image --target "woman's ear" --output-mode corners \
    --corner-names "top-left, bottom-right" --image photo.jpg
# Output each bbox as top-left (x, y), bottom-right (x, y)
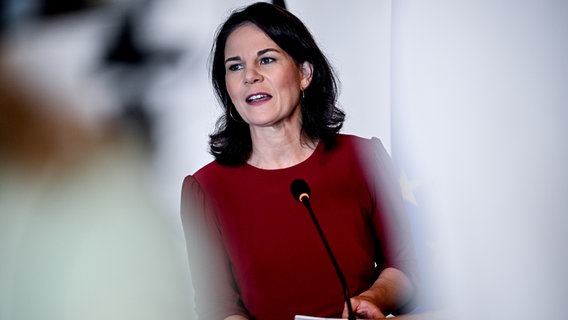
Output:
top-left (299, 61), bottom-right (313, 89)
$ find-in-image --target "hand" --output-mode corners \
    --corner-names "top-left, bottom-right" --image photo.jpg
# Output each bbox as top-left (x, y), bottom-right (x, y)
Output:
top-left (224, 315), bottom-right (249, 320)
top-left (342, 296), bottom-right (386, 319)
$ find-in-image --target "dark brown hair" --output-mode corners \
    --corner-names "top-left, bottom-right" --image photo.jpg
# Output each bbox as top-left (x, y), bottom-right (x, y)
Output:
top-left (209, 2), bottom-right (345, 166)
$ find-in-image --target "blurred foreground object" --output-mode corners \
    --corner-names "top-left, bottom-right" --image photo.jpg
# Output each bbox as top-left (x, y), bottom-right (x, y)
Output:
top-left (0, 3), bottom-right (193, 319)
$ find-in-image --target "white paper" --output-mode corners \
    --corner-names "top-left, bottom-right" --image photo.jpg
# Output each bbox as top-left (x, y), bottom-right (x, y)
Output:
top-left (295, 314), bottom-right (394, 319)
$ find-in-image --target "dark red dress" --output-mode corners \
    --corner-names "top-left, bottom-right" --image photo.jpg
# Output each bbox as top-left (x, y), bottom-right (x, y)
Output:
top-left (181, 134), bottom-right (418, 320)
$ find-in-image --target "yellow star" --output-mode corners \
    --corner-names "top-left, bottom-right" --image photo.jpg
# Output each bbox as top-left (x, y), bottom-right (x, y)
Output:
top-left (399, 169), bottom-right (421, 206)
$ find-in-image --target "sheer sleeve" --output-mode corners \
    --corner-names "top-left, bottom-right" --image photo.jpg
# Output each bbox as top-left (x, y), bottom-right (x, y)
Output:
top-left (180, 175), bottom-right (248, 319)
top-left (365, 138), bottom-right (420, 313)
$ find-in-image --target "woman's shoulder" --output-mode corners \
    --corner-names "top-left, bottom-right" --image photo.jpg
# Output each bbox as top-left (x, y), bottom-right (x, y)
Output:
top-left (189, 160), bottom-right (229, 181)
top-left (193, 160), bottom-right (220, 176)
top-left (333, 134), bottom-right (391, 169)
top-left (336, 133), bottom-right (386, 152)
top-left (186, 160), bottom-right (246, 189)
top-left (182, 161), bottom-right (230, 199)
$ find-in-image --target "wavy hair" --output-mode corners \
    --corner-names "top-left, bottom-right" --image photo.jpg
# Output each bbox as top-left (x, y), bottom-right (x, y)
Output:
top-left (208, 2), bottom-right (345, 166)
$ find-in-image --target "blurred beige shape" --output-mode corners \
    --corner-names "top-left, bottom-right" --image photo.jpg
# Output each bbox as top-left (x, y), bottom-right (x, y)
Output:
top-left (0, 23), bottom-right (193, 320)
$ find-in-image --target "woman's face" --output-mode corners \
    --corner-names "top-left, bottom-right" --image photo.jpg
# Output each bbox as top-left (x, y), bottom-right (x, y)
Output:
top-left (224, 23), bottom-right (312, 131)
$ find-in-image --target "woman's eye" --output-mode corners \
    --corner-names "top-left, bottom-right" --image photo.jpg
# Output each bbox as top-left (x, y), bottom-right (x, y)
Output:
top-left (227, 64), bottom-right (243, 71)
top-left (260, 57), bottom-right (275, 64)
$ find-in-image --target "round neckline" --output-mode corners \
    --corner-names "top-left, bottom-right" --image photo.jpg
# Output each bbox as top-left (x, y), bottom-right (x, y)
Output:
top-left (243, 141), bottom-right (322, 172)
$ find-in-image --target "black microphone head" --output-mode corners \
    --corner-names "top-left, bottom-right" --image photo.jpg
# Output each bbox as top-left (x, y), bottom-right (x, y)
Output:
top-left (290, 178), bottom-right (311, 203)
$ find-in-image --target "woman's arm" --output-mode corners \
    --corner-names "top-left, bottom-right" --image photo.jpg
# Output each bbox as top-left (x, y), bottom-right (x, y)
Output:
top-left (343, 267), bottom-right (415, 319)
top-left (181, 175), bottom-right (248, 319)
top-left (347, 138), bottom-right (419, 318)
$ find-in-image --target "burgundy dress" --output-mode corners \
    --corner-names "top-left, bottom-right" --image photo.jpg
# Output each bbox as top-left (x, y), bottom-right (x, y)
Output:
top-left (181, 134), bottom-right (418, 320)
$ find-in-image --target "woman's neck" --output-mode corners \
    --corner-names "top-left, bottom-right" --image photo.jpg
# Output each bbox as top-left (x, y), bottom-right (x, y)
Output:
top-left (247, 128), bottom-right (317, 170)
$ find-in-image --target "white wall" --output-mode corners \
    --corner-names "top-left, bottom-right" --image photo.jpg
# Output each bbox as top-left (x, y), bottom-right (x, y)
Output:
top-left (288, 1), bottom-right (392, 147)
top-left (391, 1), bottom-right (568, 319)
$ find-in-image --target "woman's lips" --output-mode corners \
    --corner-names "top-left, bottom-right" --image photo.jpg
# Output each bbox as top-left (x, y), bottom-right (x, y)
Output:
top-left (246, 92), bottom-right (272, 104)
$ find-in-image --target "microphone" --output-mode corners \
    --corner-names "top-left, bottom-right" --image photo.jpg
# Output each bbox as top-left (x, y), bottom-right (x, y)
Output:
top-left (290, 179), bottom-right (356, 320)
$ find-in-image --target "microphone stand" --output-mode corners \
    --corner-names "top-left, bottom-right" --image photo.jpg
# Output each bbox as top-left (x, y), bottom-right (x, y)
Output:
top-left (300, 197), bottom-right (357, 320)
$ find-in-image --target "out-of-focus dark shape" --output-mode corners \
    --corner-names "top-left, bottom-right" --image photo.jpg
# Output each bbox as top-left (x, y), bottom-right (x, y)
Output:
top-left (102, 0), bottom-right (182, 66)
top-left (101, 0), bottom-right (182, 151)
top-left (0, 0), bottom-right (8, 34)
top-left (103, 6), bottom-right (149, 65)
top-left (40, 0), bottom-right (107, 17)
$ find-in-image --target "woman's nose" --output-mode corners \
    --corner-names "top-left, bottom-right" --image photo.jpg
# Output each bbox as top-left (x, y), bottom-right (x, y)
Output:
top-left (244, 66), bottom-right (263, 84)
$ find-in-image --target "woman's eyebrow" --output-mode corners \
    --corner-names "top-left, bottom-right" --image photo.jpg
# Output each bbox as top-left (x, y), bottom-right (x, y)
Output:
top-left (224, 56), bottom-right (241, 64)
top-left (224, 48), bottom-right (281, 64)
top-left (257, 48), bottom-right (280, 56)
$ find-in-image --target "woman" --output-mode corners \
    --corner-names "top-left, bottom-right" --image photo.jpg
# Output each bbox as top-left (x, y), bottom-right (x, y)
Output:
top-left (181, 3), bottom-right (419, 319)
